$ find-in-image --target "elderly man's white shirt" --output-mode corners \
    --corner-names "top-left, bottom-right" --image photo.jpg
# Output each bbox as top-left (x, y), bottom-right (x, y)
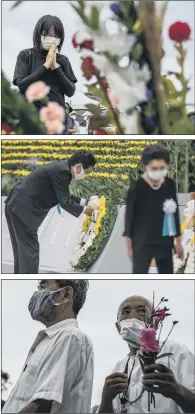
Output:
top-left (3, 319), bottom-right (94, 414)
top-left (112, 341), bottom-right (194, 413)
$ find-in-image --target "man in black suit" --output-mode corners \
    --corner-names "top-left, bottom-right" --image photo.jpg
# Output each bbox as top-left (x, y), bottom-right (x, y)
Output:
top-left (5, 150), bottom-right (97, 274)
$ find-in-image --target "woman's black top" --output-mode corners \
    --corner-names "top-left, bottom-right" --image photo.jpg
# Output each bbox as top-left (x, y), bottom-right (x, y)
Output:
top-left (13, 47), bottom-right (77, 109)
top-left (123, 177), bottom-right (181, 247)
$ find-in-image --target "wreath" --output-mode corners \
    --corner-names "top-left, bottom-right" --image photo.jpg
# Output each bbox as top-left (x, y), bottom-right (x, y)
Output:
top-left (71, 196), bottom-right (117, 271)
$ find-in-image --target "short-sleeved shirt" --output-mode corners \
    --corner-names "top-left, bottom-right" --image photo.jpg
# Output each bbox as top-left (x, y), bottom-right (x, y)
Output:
top-left (111, 340), bottom-right (195, 413)
top-left (13, 47), bottom-right (77, 109)
top-left (2, 319), bottom-right (94, 413)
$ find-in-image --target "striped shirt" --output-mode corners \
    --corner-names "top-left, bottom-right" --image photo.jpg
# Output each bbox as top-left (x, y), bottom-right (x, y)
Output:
top-left (3, 319), bottom-right (94, 413)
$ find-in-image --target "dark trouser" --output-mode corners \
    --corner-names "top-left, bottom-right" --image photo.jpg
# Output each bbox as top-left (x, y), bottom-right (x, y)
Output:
top-left (5, 205), bottom-right (39, 274)
top-left (133, 245), bottom-right (174, 274)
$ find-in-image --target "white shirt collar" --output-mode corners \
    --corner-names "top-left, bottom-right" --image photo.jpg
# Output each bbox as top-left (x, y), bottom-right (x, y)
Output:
top-left (45, 319), bottom-right (78, 338)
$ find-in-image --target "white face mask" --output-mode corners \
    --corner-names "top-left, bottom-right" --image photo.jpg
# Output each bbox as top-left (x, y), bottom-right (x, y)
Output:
top-left (147, 169), bottom-right (168, 181)
top-left (74, 164), bottom-right (86, 181)
top-left (41, 35), bottom-right (60, 50)
top-left (118, 318), bottom-right (146, 348)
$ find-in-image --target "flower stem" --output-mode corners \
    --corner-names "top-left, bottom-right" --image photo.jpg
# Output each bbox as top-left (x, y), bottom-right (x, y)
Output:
top-left (96, 73), bottom-right (123, 134)
top-left (157, 321), bottom-right (163, 342)
top-left (159, 323), bottom-right (175, 352)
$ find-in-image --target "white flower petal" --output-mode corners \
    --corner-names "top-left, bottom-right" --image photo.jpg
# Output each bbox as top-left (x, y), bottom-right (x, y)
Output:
top-left (94, 33), bottom-right (136, 57)
top-left (121, 112), bottom-right (139, 134)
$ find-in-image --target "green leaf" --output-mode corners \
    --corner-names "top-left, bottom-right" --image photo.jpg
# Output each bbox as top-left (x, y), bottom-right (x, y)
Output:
top-left (90, 6), bottom-right (100, 30)
top-left (131, 43), bottom-right (143, 61)
top-left (85, 104), bottom-right (101, 116)
top-left (71, 3), bottom-right (90, 26)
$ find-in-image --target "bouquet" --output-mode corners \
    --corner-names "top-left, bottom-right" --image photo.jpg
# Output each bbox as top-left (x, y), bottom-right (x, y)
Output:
top-left (138, 294), bottom-right (179, 412)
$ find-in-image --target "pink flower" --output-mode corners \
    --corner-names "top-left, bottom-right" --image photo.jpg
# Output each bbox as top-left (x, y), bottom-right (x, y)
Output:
top-left (26, 81), bottom-right (50, 103)
top-left (155, 308), bottom-right (166, 321)
top-left (139, 328), bottom-right (159, 353)
top-left (40, 102), bottom-right (65, 123)
top-left (45, 119), bottom-right (64, 135)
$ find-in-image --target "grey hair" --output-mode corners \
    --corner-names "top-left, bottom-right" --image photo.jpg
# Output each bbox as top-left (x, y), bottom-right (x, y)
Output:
top-left (56, 279), bottom-right (89, 316)
top-left (117, 296), bottom-right (153, 321)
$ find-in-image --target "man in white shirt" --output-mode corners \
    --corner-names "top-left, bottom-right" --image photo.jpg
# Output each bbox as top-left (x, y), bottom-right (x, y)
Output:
top-left (99, 295), bottom-right (195, 413)
top-left (3, 279), bottom-right (94, 414)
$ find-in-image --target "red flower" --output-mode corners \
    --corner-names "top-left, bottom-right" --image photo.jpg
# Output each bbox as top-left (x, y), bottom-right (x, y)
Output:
top-left (1, 123), bottom-right (14, 134)
top-left (72, 34), bottom-right (94, 50)
top-left (155, 308), bottom-right (166, 321)
top-left (81, 57), bottom-right (96, 81)
top-left (169, 21), bottom-right (191, 43)
top-left (93, 129), bottom-right (107, 135)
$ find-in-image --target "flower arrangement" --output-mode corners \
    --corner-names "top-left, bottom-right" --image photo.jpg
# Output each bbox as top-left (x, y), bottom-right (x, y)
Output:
top-left (71, 196), bottom-right (117, 271)
top-left (138, 294), bottom-right (179, 412)
top-left (71, 0), bottom-right (194, 135)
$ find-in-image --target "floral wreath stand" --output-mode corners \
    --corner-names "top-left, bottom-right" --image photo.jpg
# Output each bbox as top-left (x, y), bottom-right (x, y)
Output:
top-left (71, 195), bottom-right (117, 271)
top-left (174, 192), bottom-right (195, 274)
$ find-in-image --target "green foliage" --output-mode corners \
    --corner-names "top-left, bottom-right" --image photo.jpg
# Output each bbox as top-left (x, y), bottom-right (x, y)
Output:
top-left (162, 140), bottom-right (194, 192)
top-left (70, 167), bottom-right (141, 207)
top-left (1, 74), bottom-right (46, 135)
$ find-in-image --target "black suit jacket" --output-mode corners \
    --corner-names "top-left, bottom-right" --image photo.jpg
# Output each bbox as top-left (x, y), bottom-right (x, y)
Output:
top-left (5, 160), bottom-right (84, 231)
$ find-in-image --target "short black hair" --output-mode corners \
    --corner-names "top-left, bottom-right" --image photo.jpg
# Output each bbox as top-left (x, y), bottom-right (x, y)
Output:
top-left (141, 144), bottom-right (170, 166)
top-left (33, 15), bottom-right (65, 52)
top-left (68, 150), bottom-right (97, 169)
top-left (56, 279), bottom-right (89, 316)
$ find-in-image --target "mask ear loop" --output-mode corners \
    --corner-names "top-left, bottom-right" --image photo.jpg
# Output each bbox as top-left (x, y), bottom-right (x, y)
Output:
top-left (53, 286), bottom-right (73, 306)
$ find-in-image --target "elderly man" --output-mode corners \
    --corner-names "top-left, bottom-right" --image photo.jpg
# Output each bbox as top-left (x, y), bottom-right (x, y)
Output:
top-left (99, 295), bottom-right (195, 413)
top-left (3, 279), bottom-right (94, 414)
top-left (5, 150), bottom-right (96, 273)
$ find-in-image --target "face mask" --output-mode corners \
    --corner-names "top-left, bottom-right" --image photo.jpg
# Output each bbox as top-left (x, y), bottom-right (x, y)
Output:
top-left (118, 318), bottom-right (146, 348)
top-left (74, 164), bottom-right (86, 181)
top-left (41, 35), bottom-right (60, 50)
top-left (28, 288), bottom-right (66, 322)
top-left (147, 169), bottom-right (168, 181)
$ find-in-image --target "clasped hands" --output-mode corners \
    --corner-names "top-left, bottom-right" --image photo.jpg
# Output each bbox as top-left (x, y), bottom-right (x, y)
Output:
top-left (44, 41), bottom-right (60, 70)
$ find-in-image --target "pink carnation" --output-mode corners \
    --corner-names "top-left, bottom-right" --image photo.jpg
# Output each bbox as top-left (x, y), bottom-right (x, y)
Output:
top-left (26, 81), bottom-right (50, 103)
top-left (155, 308), bottom-right (166, 321)
top-left (45, 119), bottom-right (64, 135)
top-left (139, 328), bottom-right (159, 353)
top-left (40, 102), bottom-right (65, 123)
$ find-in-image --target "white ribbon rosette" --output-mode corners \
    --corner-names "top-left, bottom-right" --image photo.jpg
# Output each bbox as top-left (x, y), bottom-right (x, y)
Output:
top-left (162, 199), bottom-right (177, 237)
